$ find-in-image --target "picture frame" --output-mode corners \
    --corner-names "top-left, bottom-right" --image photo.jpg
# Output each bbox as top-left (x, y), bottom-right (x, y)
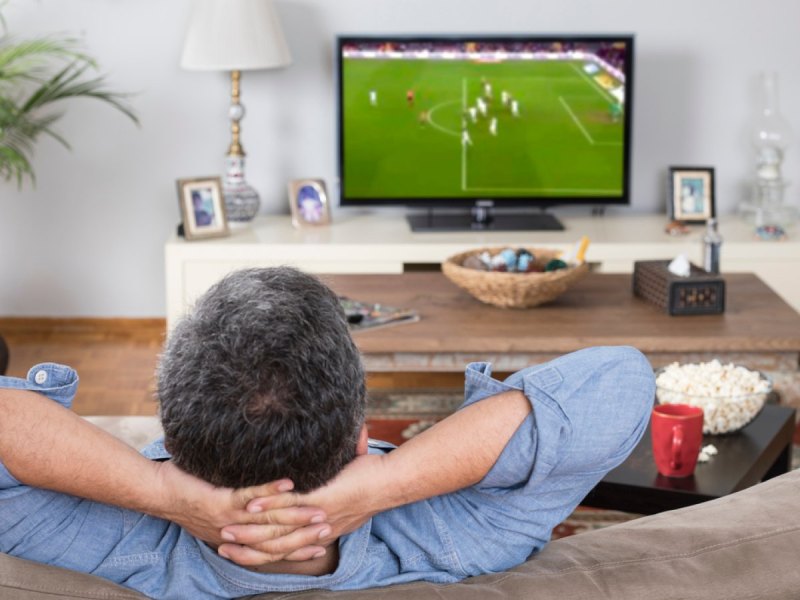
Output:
top-left (668, 167), bottom-right (716, 224)
top-left (288, 178), bottom-right (330, 227)
top-left (176, 176), bottom-right (229, 240)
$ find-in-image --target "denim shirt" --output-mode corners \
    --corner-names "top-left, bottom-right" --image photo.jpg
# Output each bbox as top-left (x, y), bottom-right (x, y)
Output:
top-left (0, 347), bottom-right (653, 599)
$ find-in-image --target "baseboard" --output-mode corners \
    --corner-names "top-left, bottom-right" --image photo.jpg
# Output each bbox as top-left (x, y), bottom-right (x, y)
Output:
top-left (0, 317), bottom-right (166, 342)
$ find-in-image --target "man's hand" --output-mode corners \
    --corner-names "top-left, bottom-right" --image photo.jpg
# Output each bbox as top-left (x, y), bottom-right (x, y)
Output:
top-left (217, 454), bottom-right (387, 566)
top-left (153, 461), bottom-right (332, 562)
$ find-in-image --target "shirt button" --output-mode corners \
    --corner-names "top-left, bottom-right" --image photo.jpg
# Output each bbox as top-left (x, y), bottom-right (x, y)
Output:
top-left (34, 370), bottom-right (48, 385)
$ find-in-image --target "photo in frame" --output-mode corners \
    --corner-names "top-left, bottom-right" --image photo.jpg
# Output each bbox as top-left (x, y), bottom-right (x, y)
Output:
top-left (668, 167), bottom-right (716, 224)
top-left (288, 178), bottom-right (330, 227)
top-left (176, 176), bottom-right (229, 240)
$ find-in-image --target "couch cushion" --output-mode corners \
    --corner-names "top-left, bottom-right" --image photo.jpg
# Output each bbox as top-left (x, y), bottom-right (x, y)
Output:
top-left (2, 468), bottom-right (799, 600)
top-left (0, 552), bottom-right (147, 599)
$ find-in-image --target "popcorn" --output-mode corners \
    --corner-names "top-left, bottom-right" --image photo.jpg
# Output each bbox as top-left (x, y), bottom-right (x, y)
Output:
top-left (655, 360), bottom-right (771, 434)
top-left (697, 444), bottom-right (718, 463)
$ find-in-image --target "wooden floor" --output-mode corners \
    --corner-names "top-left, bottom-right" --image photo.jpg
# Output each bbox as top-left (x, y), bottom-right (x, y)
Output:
top-left (0, 318), bottom-right (466, 416)
top-left (1, 318), bottom-right (165, 415)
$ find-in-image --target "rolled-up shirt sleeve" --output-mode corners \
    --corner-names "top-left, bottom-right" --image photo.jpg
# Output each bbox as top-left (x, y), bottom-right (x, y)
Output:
top-left (437, 347), bottom-right (654, 577)
top-left (0, 363), bottom-right (80, 490)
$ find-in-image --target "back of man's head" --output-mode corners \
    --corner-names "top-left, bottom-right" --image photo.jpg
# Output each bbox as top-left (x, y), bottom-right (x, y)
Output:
top-left (158, 267), bottom-right (366, 492)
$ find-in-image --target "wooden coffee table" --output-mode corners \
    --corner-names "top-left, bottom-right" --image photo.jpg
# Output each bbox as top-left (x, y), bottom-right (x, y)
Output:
top-left (582, 403), bottom-right (796, 514)
top-left (323, 272), bottom-right (800, 408)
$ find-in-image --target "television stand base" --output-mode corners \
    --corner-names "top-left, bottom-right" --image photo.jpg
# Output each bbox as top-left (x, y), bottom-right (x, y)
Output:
top-left (407, 210), bottom-right (565, 232)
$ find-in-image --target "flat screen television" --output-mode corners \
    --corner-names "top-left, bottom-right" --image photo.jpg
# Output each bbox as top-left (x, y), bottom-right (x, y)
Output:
top-left (336, 34), bottom-right (634, 231)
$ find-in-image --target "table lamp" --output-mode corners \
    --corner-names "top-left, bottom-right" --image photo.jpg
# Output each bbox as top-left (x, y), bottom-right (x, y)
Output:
top-left (181, 0), bottom-right (292, 223)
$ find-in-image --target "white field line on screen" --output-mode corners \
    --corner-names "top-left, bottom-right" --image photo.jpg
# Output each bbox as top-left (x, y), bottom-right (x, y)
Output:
top-left (569, 63), bottom-right (617, 104)
top-left (559, 96), bottom-right (595, 145)
top-left (464, 185), bottom-right (620, 194)
top-left (427, 100), bottom-right (460, 137)
top-left (461, 77), bottom-right (467, 191)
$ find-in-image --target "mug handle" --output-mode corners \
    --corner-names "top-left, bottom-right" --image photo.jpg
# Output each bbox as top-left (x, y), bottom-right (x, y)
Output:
top-left (670, 424), bottom-right (684, 470)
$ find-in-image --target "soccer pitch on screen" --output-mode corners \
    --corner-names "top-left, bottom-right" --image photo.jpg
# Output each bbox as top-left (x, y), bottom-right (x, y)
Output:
top-left (342, 59), bottom-right (625, 200)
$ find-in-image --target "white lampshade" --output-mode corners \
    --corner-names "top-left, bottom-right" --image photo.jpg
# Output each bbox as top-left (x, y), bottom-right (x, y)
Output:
top-left (181, 0), bottom-right (292, 71)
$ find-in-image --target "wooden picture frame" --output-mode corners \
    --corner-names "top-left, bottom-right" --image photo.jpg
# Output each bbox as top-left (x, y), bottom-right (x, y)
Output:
top-left (177, 176), bottom-right (229, 240)
top-left (288, 178), bottom-right (330, 227)
top-left (668, 167), bottom-right (715, 224)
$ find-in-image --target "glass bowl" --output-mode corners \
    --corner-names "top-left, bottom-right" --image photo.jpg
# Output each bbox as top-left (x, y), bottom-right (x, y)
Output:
top-left (654, 363), bottom-right (772, 435)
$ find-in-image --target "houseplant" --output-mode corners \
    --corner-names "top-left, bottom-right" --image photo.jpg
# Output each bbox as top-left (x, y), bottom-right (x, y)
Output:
top-left (0, 9), bottom-right (138, 373)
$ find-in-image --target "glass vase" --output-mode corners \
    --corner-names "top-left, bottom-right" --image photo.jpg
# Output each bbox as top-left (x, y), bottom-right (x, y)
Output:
top-left (741, 72), bottom-right (797, 229)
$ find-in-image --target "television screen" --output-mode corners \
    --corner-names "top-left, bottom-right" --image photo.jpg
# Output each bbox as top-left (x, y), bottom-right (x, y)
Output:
top-left (337, 35), bottom-right (634, 219)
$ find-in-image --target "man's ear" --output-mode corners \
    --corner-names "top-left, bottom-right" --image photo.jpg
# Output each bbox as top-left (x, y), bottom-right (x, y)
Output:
top-left (355, 424), bottom-right (369, 456)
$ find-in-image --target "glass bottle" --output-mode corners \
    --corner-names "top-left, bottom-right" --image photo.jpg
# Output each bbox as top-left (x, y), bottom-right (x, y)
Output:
top-left (745, 72), bottom-right (794, 227)
top-left (703, 218), bottom-right (722, 274)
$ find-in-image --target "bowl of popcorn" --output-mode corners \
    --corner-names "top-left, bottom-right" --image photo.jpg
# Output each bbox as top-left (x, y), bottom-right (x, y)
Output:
top-left (655, 360), bottom-right (772, 434)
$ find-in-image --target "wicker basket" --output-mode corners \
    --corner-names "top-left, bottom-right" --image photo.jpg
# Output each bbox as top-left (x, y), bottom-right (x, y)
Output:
top-left (442, 247), bottom-right (589, 309)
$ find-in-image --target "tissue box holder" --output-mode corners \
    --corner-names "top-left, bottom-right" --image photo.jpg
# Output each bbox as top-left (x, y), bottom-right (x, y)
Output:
top-left (633, 260), bottom-right (725, 316)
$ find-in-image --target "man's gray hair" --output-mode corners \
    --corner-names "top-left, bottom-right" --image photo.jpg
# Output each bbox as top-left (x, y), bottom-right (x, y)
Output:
top-left (158, 267), bottom-right (366, 491)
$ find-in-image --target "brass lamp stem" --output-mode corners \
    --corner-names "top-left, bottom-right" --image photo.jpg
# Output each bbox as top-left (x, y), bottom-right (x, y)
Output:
top-left (228, 69), bottom-right (245, 157)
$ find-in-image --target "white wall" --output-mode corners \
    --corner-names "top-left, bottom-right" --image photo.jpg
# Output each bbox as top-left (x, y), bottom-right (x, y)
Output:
top-left (1, 0), bottom-right (799, 317)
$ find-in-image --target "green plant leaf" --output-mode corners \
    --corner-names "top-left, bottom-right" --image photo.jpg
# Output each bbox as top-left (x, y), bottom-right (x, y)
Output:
top-left (0, 37), bottom-right (94, 87)
top-left (0, 18), bottom-right (138, 188)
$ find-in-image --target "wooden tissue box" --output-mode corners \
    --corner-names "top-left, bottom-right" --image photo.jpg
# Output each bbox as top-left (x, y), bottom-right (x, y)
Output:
top-left (633, 260), bottom-right (725, 316)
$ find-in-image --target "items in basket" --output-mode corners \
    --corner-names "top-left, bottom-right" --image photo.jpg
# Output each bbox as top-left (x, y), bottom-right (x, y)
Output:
top-left (441, 239), bottom-right (590, 309)
top-left (460, 237), bottom-right (589, 274)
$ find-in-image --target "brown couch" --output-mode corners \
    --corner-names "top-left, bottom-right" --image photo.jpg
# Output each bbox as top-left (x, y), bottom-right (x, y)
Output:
top-left (2, 467), bottom-right (799, 600)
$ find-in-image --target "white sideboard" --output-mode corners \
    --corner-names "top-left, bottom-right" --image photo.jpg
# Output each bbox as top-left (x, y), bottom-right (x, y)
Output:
top-left (165, 213), bottom-right (800, 329)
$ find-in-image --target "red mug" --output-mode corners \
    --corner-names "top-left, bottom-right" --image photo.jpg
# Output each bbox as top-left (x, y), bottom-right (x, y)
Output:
top-left (651, 404), bottom-right (704, 478)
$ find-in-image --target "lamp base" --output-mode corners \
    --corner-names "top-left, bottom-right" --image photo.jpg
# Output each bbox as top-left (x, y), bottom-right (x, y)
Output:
top-left (223, 154), bottom-right (260, 222)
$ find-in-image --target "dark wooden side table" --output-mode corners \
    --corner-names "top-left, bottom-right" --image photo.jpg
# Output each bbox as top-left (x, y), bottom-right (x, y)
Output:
top-left (582, 404), bottom-right (796, 515)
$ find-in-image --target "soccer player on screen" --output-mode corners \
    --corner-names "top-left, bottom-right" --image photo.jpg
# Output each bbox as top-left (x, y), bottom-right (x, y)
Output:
top-left (461, 127), bottom-right (472, 147)
top-left (406, 89), bottom-right (415, 107)
top-left (482, 78), bottom-right (492, 99)
top-left (369, 90), bottom-right (377, 106)
top-left (610, 100), bottom-right (623, 122)
top-left (418, 111), bottom-right (430, 128)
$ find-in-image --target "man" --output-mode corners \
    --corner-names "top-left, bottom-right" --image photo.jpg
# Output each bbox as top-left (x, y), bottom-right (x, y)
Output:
top-left (482, 78), bottom-right (492, 100)
top-left (610, 99), bottom-right (623, 123)
top-left (418, 110), bottom-right (430, 128)
top-left (461, 126), bottom-right (473, 147)
top-left (0, 268), bottom-right (654, 598)
top-left (476, 96), bottom-right (487, 117)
